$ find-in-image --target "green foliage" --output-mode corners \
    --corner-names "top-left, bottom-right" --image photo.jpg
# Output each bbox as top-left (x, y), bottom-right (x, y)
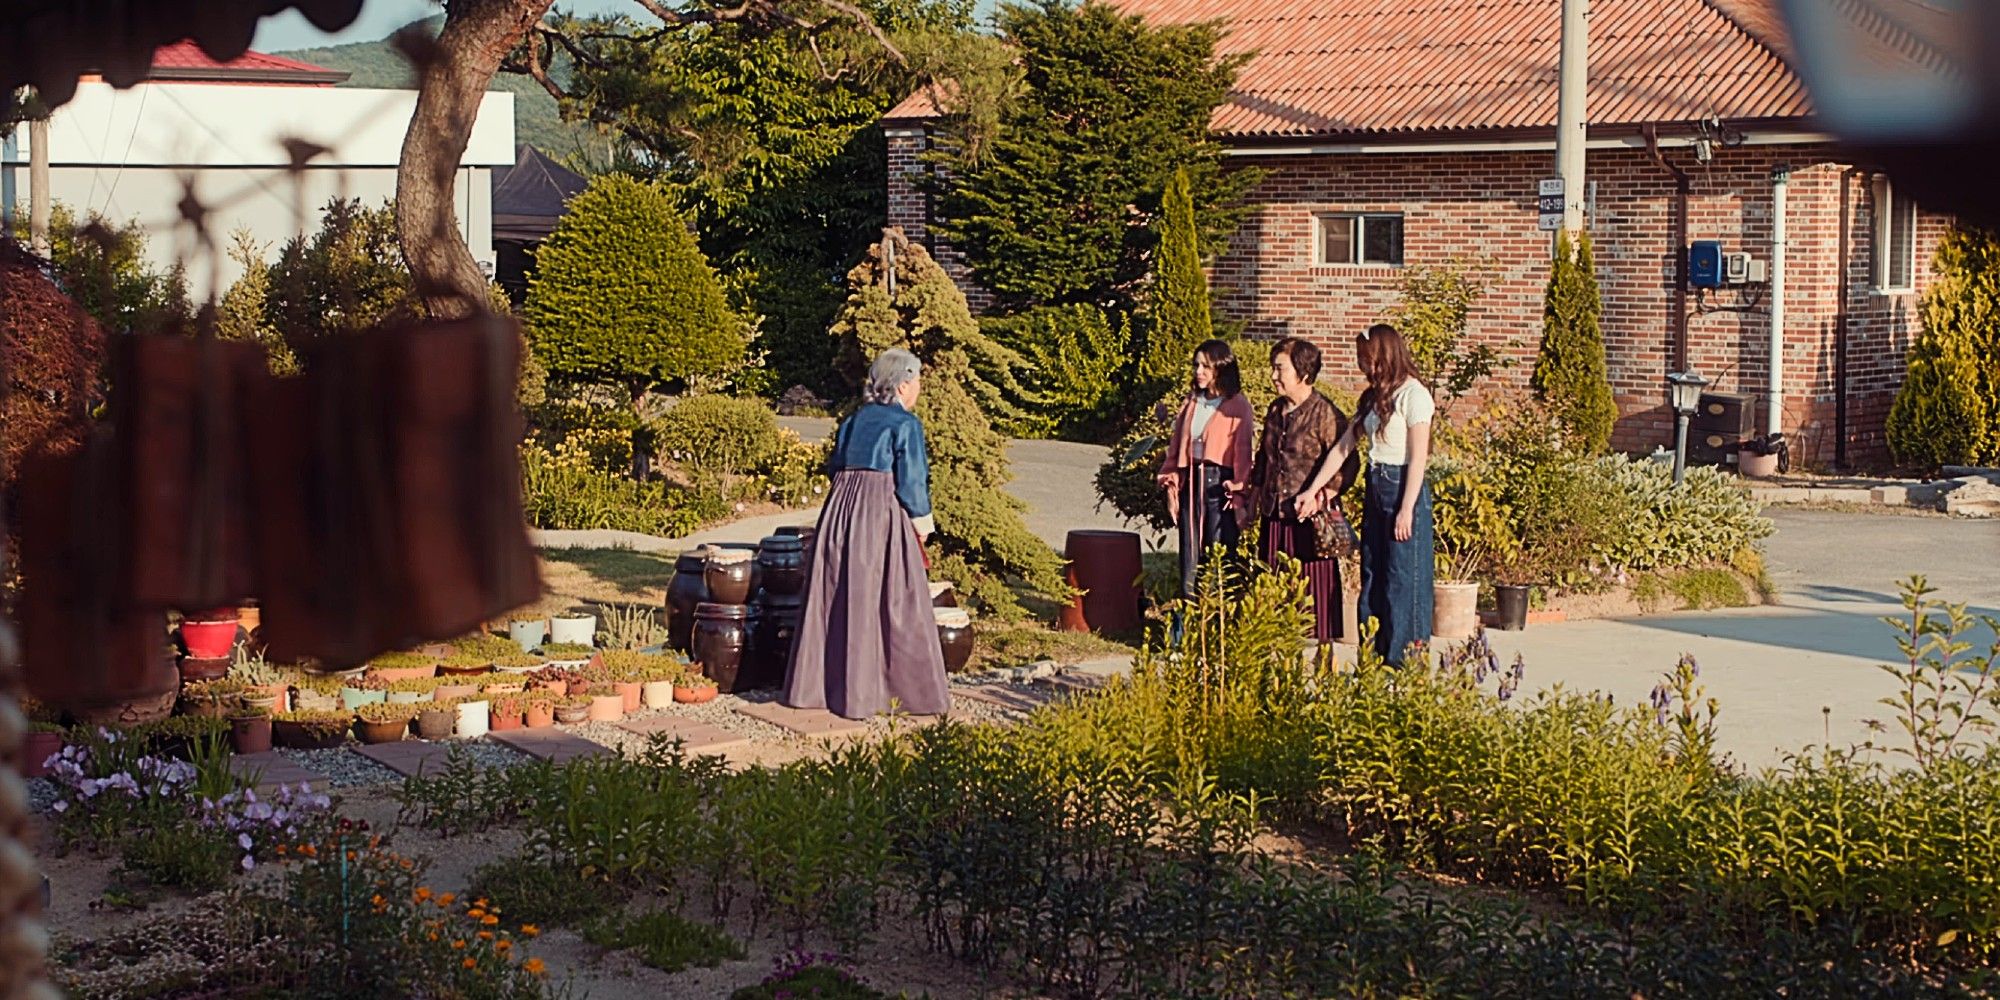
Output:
top-left (831, 236), bottom-right (1066, 608)
top-left (584, 909), bottom-right (745, 973)
top-left (1876, 576), bottom-right (2000, 769)
top-left (655, 394), bottom-right (786, 476)
top-left (266, 197), bottom-right (415, 357)
top-left (519, 439), bottom-right (727, 537)
top-left (116, 822), bottom-right (238, 894)
top-left (41, 203), bottom-right (192, 335)
top-left (216, 229), bottom-right (300, 376)
top-left (980, 303), bottom-right (1132, 440)
top-left (732, 958), bottom-right (894, 1000)
top-left (931, 0), bottom-right (1255, 311)
top-left (1631, 567), bottom-right (1753, 611)
top-left (1532, 231), bottom-right (1617, 453)
top-left (1137, 166), bottom-right (1213, 396)
top-left (1888, 224), bottom-right (2000, 467)
top-left (1385, 257), bottom-right (1505, 410)
top-left (1582, 453), bottom-right (1773, 575)
top-left (1094, 361), bottom-right (1281, 532)
top-left (526, 174), bottom-right (744, 398)
top-left (467, 853), bottom-right (625, 930)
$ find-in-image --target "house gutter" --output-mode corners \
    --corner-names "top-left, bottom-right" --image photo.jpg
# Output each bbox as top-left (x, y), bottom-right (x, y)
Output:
top-left (1643, 124), bottom-right (1692, 370)
top-left (1768, 166), bottom-right (1789, 439)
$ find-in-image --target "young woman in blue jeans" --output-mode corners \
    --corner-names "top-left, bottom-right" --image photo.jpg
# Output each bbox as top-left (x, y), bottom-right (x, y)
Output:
top-left (1294, 324), bottom-right (1436, 666)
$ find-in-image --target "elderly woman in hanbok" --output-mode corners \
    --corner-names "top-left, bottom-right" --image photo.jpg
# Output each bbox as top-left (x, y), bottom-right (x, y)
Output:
top-left (783, 348), bottom-right (950, 719)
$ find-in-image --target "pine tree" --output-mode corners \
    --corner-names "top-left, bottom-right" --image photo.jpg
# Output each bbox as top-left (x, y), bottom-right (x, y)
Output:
top-left (1887, 224), bottom-right (2000, 467)
top-left (1139, 166), bottom-right (1213, 395)
top-left (1532, 231), bottom-right (1617, 454)
top-left (525, 174), bottom-right (745, 403)
top-left (216, 230), bottom-right (299, 375)
top-left (830, 231), bottom-right (1067, 615)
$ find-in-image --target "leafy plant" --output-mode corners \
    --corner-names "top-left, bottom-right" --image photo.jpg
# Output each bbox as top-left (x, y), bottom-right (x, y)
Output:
top-left (1533, 231), bottom-right (1617, 454)
top-left (655, 394), bottom-right (786, 477)
top-left (1888, 223), bottom-right (2000, 467)
top-left (1136, 166), bottom-right (1215, 398)
top-left (228, 646), bottom-right (285, 686)
top-left (1874, 575), bottom-right (2000, 768)
top-left (732, 953), bottom-right (891, 1000)
top-left (1385, 257), bottom-right (1506, 412)
top-left (542, 642), bottom-right (594, 658)
top-left (266, 197), bottom-right (415, 357)
top-left (273, 710), bottom-right (352, 740)
top-left (584, 909), bottom-right (745, 973)
top-left (467, 853), bottom-right (624, 930)
top-left (982, 303), bottom-right (1134, 441)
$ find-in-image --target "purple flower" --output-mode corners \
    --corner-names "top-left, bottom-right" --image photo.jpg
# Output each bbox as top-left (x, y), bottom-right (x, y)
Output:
top-left (241, 855), bottom-right (256, 872)
top-left (50, 800), bottom-right (68, 813)
top-left (238, 832), bottom-right (254, 851)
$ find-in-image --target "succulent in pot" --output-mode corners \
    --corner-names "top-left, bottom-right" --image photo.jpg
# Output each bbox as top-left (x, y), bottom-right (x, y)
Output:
top-left (673, 668), bottom-right (719, 704)
top-left (552, 696), bottom-right (591, 725)
top-left (493, 651), bottom-right (545, 674)
top-left (354, 701), bottom-right (420, 744)
top-left (524, 695), bottom-right (556, 728)
top-left (490, 695), bottom-right (526, 732)
top-left (273, 709), bottom-right (351, 749)
top-left (416, 699), bottom-right (458, 741)
top-left (539, 642), bottom-right (594, 665)
top-left (366, 651), bottom-right (440, 683)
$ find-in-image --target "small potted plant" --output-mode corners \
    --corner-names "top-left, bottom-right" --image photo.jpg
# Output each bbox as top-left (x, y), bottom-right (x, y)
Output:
top-left (673, 667), bottom-right (719, 705)
top-left (636, 658), bottom-right (679, 710)
top-left (1491, 549), bottom-right (1537, 632)
top-left (354, 701), bottom-right (419, 744)
top-left (291, 673), bottom-right (343, 712)
top-left (490, 695), bottom-right (525, 732)
top-left (540, 642), bottom-right (594, 668)
top-left (599, 650), bottom-right (662, 713)
top-left (528, 664), bottom-right (571, 696)
top-left (524, 694), bottom-right (556, 729)
top-left (229, 705), bottom-right (273, 754)
top-left (178, 606), bottom-right (240, 660)
top-left (509, 617), bottom-right (548, 653)
top-left (433, 678), bottom-right (480, 702)
top-left (228, 648), bottom-right (291, 714)
top-left (365, 651), bottom-right (439, 685)
top-left (553, 695), bottom-right (591, 725)
top-left (586, 689), bottom-right (624, 723)
top-left (340, 673), bottom-right (390, 710)
top-left (273, 709), bottom-right (351, 750)
top-left (1433, 541), bottom-right (1489, 642)
top-left (549, 609), bottom-right (597, 648)
top-left (494, 651), bottom-right (545, 675)
top-left (20, 720), bottom-right (67, 779)
top-left (416, 699), bottom-right (458, 741)
top-left (438, 650), bottom-right (495, 678)
top-left (456, 694), bottom-right (492, 738)
top-left (386, 675), bottom-right (440, 704)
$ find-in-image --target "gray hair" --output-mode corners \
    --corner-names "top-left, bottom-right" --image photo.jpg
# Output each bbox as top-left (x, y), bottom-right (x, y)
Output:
top-left (864, 348), bottom-right (922, 406)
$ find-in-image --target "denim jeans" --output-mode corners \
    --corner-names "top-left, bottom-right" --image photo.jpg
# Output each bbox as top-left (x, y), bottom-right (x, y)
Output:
top-left (1177, 463), bottom-right (1239, 597)
top-left (1358, 462), bottom-right (1434, 666)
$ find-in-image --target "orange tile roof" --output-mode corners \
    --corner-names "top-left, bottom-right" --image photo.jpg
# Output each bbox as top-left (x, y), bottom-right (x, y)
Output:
top-left (144, 40), bottom-right (348, 85)
top-left (1100, 0), bottom-right (1815, 139)
top-left (884, 81), bottom-right (959, 122)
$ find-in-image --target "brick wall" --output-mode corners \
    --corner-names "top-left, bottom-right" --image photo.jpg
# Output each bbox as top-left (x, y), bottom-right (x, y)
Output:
top-left (884, 126), bottom-right (992, 313)
top-left (882, 129), bottom-right (1948, 467)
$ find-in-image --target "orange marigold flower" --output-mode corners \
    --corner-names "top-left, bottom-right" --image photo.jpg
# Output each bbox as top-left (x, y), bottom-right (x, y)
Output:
top-left (428, 932), bottom-right (439, 942)
top-left (524, 959), bottom-right (547, 976)
top-left (478, 931), bottom-right (494, 941)
top-left (468, 908), bottom-right (485, 920)
top-left (370, 895), bottom-right (385, 908)
top-left (369, 835), bottom-right (382, 849)
top-left (495, 941), bottom-right (513, 953)
top-left (462, 957), bottom-right (477, 969)
top-left (475, 898), bottom-right (489, 908)
top-left (452, 940), bottom-right (467, 950)
top-left (414, 887), bottom-right (433, 902)
top-left (438, 893), bottom-right (457, 907)
top-left (275, 845), bottom-right (287, 857)
top-left (481, 914), bottom-right (499, 926)
top-left (520, 925), bottom-right (540, 938)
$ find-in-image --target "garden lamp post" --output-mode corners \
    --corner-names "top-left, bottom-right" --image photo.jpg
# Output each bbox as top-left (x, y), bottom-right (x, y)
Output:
top-left (1666, 369), bottom-right (1710, 484)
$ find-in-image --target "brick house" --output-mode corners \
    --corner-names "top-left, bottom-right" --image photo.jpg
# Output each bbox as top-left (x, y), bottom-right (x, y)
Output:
top-left (882, 0), bottom-right (1957, 468)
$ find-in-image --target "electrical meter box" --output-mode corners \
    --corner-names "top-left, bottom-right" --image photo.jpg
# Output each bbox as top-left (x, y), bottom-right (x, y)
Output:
top-left (1689, 240), bottom-right (1724, 288)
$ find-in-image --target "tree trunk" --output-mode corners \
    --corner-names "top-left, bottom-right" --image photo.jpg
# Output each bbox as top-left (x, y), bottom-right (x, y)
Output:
top-left (396, 0), bottom-right (555, 319)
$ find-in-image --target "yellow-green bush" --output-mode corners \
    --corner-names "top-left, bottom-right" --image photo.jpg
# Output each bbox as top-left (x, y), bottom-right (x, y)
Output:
top-left (655, 394), bottom-right (786, 477)
top-left (1887, 224), bottom-right (2000, 468)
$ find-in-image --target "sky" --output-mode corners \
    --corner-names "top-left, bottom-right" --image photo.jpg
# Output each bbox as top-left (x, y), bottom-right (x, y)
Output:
top-left (253, 0), bottom-right (1001, 51)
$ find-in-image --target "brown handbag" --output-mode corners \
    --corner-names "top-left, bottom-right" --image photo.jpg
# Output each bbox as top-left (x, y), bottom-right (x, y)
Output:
top-left (1309, 495), bottom-right (1358, 560)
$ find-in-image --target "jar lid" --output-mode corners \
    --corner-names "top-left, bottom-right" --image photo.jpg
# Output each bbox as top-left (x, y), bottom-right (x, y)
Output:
top-left (707, 548), bottom-right (754, 565)
top-left (695, 602), bottom-right (751, 619)
top-left (776, 524), bottom-right (816, 536)
top-left (677, 547), bottom-right (712, 566)
top-left (933, 608), bottom-right (971, 627)
top-left (758, 534), bottom-right (803, 553)
top-left (928, 581), bottom-right (954, 598)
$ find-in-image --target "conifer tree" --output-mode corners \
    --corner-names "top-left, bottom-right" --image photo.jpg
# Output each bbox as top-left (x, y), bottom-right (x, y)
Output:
top-left (830, 231), bottom-right (1066, 614)
top-left (1532, 231), bottom-right (1618, 454)
top-left (1888, 224), bottom-right (2000, 467)
top-left (1139, 166), bottom-right (1213, 395)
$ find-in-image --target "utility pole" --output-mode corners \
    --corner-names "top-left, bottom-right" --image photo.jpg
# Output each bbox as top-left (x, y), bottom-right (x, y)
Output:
top-left (1555, 0), bottom-right (1589, 240)
top-left (28, 112), bottom-right (49, 255)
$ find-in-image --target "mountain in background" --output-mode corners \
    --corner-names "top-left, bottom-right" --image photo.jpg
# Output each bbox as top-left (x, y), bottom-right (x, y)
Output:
top-left (274, 16), bottom-right (615, 164)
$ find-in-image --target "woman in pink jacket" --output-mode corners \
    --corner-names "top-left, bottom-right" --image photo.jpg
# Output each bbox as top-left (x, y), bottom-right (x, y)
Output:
top-left (1156, 340), bottom-right (1256, 597)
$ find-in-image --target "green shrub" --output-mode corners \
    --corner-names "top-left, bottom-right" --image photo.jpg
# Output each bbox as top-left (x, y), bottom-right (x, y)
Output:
top-left (732, 958), bottom-right (892, 1000)
top-left (1887, 224), bottom-right (2000, 468)
top-left (981, 303), bottom-right (1133, 441)
top-left (526, 173), bottom-right (745, 408)
top-left (42, 202), bottom-right (193, 335)
top-left (1532, 231), bottom-right (1617, 454)
top-left (584, 909), bottom-right (744, 973)
top-left (655, 394), bottom-right (785, 476)
top-left (1583, 455), bottom-right (1773, 574)
top-left (266, 197), bottom-right (414, 356)
top-left (1136, 166), bottom-right (1214, 397)
top-left (1385, 257), bottom-right (1506, 411)
top-left (519, 441), bottom-right (725, 537)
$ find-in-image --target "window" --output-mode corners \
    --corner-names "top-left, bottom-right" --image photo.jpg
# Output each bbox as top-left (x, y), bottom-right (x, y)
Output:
top-left (1317, 213), bottom-right (1403, 266)
top-left (1871, 176), bottom-right (1916, 291)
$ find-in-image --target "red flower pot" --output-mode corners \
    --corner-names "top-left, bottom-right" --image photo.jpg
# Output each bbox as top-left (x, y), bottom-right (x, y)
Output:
top-left (179, 616), bottom-right (240, 659)
top-left (19, 732), bottom-right (64, 778)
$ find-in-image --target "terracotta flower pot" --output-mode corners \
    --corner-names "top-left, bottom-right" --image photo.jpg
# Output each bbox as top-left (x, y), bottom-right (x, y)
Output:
top-left (368, 664), bottom-right (436, 684)
top-left (482, 682), bottom-right (524, 696)
top-left (524, 702), bottom-right (555, 728)
top-left (355, 719), bottom-right (409, 745)
top-left (614, 681), bottom-right (642, 714)
top-left (416, 708), bottom-right (455, 741)
top-left (18, 732), bottom-right (65, 778)
top-left (248, 683), bottom-right (290, 714)
top-left (490, 705), bottom-right (524, 732)
top-left (529, 678), bottom-right (568, 697)
top-left (673, 684), bottom-right (718, 705)
top-left (587, 694), bottom-right (624, 722)
top-left (273, 719), bottom-right (345, 750)
top-left (439, 661), bottom-right (494, 678)
top-left (230, 716), bottom-right (273, 754)
top-left (641, 680), bottom-right (676, 709)
top-left (1433, 582), bottom-right (1481, 642)
top-left (433, 683), bottom-right (477, 701)
top-left (553, 702), bottom-right (589, 725)
top-left (179, 616), bottom-right (239, 659)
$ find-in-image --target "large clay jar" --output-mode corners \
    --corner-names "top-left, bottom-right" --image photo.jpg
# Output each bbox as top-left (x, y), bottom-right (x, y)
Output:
top-left (935, 608), bottom-right (975, 674)
top-left (704, 549), bottom-right (756, 606)
top-left (666, 549), bottom-right (711, 652)
top-left (692, 602), bottom-right (752, 694)
top-left (748, 599), bottom-right (802, 691)
top-left (756, 534), bottom-right (807, 600)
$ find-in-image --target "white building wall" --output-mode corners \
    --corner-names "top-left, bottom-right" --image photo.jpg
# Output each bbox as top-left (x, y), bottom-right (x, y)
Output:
top-left (3, 81), bottom-right (512, 300)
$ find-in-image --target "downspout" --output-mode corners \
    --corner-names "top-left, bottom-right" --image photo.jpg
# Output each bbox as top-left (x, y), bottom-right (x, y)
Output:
top-left (1835, 167), bottom-right (1865, 470)
top-left (1768, 166), bottom-right (1790, 439)
top-left (1643, 125), bottom-right (1692, 370)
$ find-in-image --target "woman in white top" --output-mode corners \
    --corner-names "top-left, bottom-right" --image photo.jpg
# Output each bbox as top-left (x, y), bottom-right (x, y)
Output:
top-left (1294, 324), bottom-right (1436, 665)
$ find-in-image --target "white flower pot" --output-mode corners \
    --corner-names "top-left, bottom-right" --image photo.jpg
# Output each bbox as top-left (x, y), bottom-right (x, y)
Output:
top-left (455, 699), bottom-right (490, 738)
top-left (1433, 582), bottom-right (1481, 641)
top-left (509, 619), bottom-right (546, 653)
top-left (550, 614), bottom-right (596, 648)
top-left (641, 680), bottom-right (676, 709)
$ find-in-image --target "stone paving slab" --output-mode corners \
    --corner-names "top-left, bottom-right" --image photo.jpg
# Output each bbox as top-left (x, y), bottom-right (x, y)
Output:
top-left (230, 752), bottom-right (327, 792)
top-left (954, 685), bottom-right (1049, 713)
top-left (353, 741), bottom-right (458, 777)
top-left (490, 728), bottom-right (614, 762)
top-left (731, 701), bottom-right (871, 737)
top-left (616, 714), bottom-right (750, 753)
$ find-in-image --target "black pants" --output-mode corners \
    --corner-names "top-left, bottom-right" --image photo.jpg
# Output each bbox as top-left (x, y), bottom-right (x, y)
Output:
top-left (1177, 463), bottom-right (1238, 597)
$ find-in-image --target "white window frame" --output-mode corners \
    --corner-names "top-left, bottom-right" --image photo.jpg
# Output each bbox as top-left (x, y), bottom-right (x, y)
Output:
top-left (1315, 212), bottom-right (1404, 267)
top-left (1870, 176), bottom-right (1916, 293)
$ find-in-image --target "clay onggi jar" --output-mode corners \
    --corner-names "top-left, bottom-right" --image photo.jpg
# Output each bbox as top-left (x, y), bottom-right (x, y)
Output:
top-left (692, 602), bottom-right (753, 694)
top-left (755, 534), bottom-right (807, 599)
top-left (666, 548), bottom-right (711, 652)
top-left (704, 548), bottom-right (756, 606)
top-left (934, 607), bottom-right (974, 674)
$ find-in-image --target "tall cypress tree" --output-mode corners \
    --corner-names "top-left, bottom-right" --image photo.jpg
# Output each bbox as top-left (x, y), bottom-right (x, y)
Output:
top-left (1140, 166), bottom-right (1212, 394)
top-left (1887, 224), bottom-right (2000, 467)
top-left (1532, 231), bottom-right (1617, 454)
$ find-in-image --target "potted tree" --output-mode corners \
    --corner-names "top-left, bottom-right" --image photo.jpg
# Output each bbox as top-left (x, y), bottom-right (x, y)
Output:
top-left (229, 706), bottom-right (273, 754)
top-left (355, 702), bottom-right (419, 744)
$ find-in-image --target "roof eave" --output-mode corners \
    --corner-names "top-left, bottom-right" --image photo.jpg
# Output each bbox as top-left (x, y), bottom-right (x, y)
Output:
top-left (1217, 117), bottom-right (1829, 150)
top-left (145, 66), bottom-right (351, 85)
